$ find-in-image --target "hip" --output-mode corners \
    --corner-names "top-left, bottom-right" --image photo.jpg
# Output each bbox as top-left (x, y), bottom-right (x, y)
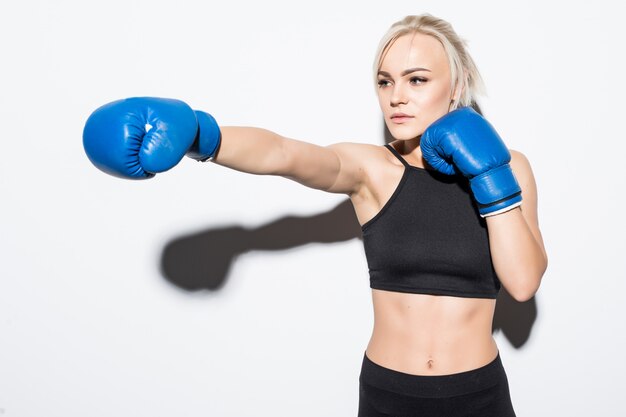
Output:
top-left (358, 348), bottom-right (516, 417)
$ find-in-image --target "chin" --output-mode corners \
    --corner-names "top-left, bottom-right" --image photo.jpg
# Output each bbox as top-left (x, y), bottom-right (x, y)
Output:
top-left (388, 127), bottom-right (423, 141)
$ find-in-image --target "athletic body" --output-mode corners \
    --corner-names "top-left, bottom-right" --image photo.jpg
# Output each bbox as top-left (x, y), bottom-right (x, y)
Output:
top-left (209, 31), bottom-right (546, 376)
top-left (83, 13), bottom-right (548, 417)
top-left (214, 125), bottom-right (542, 376)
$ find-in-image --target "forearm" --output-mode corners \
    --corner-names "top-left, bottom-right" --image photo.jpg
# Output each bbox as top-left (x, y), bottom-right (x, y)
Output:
top-left (486, 206), bottom-right (548, 302)
top-left (211, 126), bottom-right (289, 175)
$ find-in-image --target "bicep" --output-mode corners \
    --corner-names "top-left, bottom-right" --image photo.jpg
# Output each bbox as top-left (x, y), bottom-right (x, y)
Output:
top-left (280, 137), bottom-right (364, 196)
top-left (511, 150), bottom-right (548, 262)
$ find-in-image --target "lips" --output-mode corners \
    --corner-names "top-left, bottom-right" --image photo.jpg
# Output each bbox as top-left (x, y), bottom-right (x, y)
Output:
top-left (391, 113), bottom-right (413, 120)
top-left (391, 113), bottom-right (413, 123)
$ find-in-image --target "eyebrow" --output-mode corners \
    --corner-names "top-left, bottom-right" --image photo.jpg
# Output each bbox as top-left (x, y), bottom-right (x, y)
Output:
top-left (377, 67), bottom-right (431, 77)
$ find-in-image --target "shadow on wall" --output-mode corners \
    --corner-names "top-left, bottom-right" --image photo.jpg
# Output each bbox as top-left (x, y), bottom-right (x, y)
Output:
top-left (160, 199), bottom-right (362, 291)
top-left (159, 205), bottom-right (538, 351)
top-left (160, 101), bottom-right (538, 349)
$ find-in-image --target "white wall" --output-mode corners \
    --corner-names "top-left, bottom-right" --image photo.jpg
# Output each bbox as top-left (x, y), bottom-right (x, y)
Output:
top-left (1, 0), bottom-right (623, 415)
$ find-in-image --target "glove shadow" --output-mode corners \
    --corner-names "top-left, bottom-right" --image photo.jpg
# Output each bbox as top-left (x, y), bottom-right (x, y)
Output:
top-left (159, 198), bottom-right (362, 291)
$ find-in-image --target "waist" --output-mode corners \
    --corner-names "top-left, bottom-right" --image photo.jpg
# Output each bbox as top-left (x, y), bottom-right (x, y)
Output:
top-left (359, 348), bottom-right (506, 398)
top-left (367, 289), bottom-right (497, 375)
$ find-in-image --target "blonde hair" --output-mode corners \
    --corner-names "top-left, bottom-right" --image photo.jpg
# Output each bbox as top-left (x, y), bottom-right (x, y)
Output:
top-left (373, 13), bottom-right (486, 110)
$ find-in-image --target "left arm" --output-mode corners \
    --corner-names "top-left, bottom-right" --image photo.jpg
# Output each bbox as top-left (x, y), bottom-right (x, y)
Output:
top-left (420, 108), bottom-right (549, 301)
top-left (485, 150), bottom-right (548, 302)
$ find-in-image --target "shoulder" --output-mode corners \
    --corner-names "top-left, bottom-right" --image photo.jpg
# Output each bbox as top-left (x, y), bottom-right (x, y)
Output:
top-left (327, 141), bottom-right (388, 161)
top-left (322, 141), bottom-right (393, 196)
top-left (327, 142), bottom-right (398, 177)
top-left (509, 149), bottom-right (530, 167)
top-left (508, 149), bottom-right (536, 189)
top-left (327, 141), bottom-right (405, 200)
top-left (328, 141), bottom-right (403, 168)
top-left (508, 149), bottom-right (541, 222)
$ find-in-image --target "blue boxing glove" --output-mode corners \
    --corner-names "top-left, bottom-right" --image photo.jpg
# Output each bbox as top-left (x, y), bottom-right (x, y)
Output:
top-left (420, 107), bottom-right (522, 217)
top-left (83, 97), bottom-right (221, 179)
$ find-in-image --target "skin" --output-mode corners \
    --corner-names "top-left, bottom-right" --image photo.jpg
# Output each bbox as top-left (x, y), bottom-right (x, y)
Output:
top-left (213, 32), bottom-right (548, 375)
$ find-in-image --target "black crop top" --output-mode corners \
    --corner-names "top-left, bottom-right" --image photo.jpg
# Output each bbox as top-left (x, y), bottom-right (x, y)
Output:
top-left (361, 144), bottom-right (501, 299)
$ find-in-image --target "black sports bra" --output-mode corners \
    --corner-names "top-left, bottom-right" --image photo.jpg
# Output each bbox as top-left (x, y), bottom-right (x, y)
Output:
top-left (361, 144), bottom-right (501, 299)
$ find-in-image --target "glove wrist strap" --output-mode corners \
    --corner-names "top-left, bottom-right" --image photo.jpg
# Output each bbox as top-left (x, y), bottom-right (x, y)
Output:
top-left (470, 164), bottom-right (523, 217)
top-left (187, 110), bottom-right (222, 162)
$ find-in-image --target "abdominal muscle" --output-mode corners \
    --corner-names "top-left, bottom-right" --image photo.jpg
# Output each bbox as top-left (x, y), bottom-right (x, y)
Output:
top-left (365, 289), bottom-right (499, 376)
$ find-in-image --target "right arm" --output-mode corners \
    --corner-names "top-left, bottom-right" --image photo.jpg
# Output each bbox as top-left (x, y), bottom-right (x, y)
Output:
top-left (212, 126), bottom-right (366, 196)
top-left (82, 98), bottom-right (367, 195)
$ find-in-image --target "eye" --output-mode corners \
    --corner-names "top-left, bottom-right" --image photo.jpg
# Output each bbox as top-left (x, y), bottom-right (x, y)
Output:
top-left (410, 76), bottom-right (427, 85)
top-left (377, 79), bottom-right (391, 88)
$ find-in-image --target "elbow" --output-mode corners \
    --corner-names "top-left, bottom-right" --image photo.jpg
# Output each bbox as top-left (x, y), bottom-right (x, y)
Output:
top-left (507, 254), bottom-right (548, 303)
top-left (509, 270), bottom-right (545, 303)
top-left (510, 286), bottom-right (537, 303)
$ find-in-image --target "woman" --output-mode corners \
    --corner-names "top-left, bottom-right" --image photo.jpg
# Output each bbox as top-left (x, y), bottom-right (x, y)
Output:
top-left (83, 13), bottom-right (548, 417)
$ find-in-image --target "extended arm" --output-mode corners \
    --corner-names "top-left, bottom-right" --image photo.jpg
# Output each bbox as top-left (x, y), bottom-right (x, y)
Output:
top-left (82, 97), bottom-right (364, 196)
top-left (212, 126), bottom-right (364, 195)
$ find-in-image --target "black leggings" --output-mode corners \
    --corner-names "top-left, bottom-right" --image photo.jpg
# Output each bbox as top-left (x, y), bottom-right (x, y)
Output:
top-left (358, 351), bottom-right (517, 417)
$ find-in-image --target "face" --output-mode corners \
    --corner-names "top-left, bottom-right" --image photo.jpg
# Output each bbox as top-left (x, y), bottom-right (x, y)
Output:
top-left (377, 32), bottom-right (458, 141)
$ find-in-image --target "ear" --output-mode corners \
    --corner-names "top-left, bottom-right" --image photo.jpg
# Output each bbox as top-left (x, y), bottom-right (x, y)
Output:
top-left (451, 69), bottom-right (469, 102)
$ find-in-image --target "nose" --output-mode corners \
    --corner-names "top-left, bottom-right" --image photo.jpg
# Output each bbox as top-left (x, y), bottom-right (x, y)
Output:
top-left (390, 83), bottom-right (408, 107)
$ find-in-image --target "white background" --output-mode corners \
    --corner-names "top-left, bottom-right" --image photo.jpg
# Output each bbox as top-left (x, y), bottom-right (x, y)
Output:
top-left (1, 0), bottom-right (624, 416)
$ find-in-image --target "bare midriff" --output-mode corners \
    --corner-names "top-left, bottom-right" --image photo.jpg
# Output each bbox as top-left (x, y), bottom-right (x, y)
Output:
top-left (365, 289), bottom-right (499, 376)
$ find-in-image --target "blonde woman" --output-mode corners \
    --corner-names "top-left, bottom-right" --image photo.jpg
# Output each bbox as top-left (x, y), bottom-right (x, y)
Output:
top-left (84, 13), bottom-right (548, 417)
